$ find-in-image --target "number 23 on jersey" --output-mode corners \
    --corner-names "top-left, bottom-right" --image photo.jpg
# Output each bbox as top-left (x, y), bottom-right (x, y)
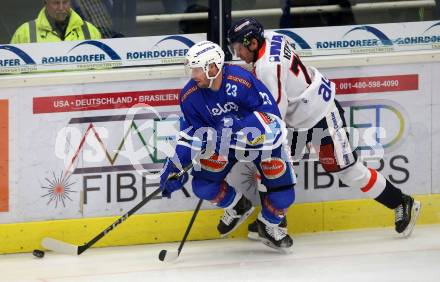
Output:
top-left (226, 83), bottom-right (238, 97)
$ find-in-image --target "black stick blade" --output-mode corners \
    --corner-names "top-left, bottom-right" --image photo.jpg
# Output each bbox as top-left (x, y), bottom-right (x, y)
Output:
top-left (158, 249), bottom-right (167, 261)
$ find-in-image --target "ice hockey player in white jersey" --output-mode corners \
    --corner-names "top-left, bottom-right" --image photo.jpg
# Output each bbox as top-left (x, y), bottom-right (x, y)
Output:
top-left (227, 18), bottom-right (421, 240)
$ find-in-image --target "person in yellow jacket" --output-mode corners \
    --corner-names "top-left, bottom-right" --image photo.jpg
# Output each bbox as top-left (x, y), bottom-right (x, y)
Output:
top-left (10, 0), bottom-right (101, 44)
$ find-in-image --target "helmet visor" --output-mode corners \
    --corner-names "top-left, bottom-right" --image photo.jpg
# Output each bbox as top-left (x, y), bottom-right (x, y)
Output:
top-left (184, 65), bottom-right (205, 80)
top-left (228, 42), bottom-right (245, 59)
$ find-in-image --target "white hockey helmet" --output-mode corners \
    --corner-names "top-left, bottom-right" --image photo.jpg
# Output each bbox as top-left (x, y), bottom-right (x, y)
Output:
top-left (185, 41), bottom-right (225, 86)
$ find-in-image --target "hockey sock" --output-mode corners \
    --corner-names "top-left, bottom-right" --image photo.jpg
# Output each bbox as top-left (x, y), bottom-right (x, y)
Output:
top-left (374, 180), bottom-right (403, 209)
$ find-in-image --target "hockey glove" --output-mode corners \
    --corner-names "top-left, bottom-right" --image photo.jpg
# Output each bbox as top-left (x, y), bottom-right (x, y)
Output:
top-left (159, 158), bottom-right (189, 198)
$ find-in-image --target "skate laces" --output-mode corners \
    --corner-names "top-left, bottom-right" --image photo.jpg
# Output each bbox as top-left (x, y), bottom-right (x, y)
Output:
top-left (395, 204), bottom-right (404, 222)
top-left (265, 223), bottom-right (287, 241)
top-left (221, 208), bottom-right (241, 225)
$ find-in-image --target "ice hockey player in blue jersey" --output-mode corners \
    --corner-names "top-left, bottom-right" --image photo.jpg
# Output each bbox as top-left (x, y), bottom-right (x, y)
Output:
top-left (159, 41), bottom-right (296, 252)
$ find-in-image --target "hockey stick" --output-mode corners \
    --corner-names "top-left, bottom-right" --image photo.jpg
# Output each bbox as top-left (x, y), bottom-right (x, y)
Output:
top-left (42, 163), bottom-right (193, 256)
top-left (158, 198), bottom-right (203, 262)
top-left (42, 187), bottom-right (161, 255)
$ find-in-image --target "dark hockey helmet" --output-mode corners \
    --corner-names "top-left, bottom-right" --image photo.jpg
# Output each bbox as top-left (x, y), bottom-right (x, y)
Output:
top-left (227, 17), bottom-right (264, 48)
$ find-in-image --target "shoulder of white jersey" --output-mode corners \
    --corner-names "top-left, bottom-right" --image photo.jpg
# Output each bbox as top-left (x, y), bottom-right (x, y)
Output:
top-left (254, 36), bottom-right (279, 76)
top-left (263, 30), bottom-right (279, 40)
top-left (179, 80), bottom-right (200, 104)
top-left (256, 31), bottom-right (286, 66)
top-left (264, 30), bottom-right (294, 46)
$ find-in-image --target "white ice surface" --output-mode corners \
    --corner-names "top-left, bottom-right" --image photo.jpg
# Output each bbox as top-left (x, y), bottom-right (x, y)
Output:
top-left (1, 224), bottom-right (439, 282)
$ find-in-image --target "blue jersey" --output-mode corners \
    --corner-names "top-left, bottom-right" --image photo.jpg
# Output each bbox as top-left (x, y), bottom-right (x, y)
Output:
top-left (179, 64), bottom-right (281, 143)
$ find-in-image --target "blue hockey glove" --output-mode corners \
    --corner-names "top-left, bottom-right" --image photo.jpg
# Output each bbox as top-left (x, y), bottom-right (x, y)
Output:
top-left (159, 159), bottom-right (189, 198)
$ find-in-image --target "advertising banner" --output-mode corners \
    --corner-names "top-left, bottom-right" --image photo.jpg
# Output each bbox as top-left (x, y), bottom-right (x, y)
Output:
top-left (267, 21), bottom-right (440, 57)
top-left (0, 62), bottom-right (436, 223)
top-left (0, 78), bottom-right (193, 223)
top-left (2, 21), bottom-right (440, 74)
top-left (0, 33), bottom-right (205, 74)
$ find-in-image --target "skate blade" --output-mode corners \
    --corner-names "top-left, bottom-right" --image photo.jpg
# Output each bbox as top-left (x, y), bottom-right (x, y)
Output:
top-left (248, 228), bottom-right (289, 241)
top-left (220, 207), bottom-right (255, 238)
top-left (402, 201), bottom-right (421, 238)
top-left (260, 238), bottom-right (293, 254)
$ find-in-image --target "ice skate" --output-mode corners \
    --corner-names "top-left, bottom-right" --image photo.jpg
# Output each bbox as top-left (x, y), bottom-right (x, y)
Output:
top-left (395, 194), bottom-right (421, 238)
top-left (256, 214), bottom-right (293, 253)
top-left (217, 194), bottom-right (254, 238)
top-left (248, 216), bottom-right (287, 241)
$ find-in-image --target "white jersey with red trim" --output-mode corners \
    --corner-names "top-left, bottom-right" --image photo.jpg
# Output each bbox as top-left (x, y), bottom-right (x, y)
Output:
top-left (253, 31), bottom-right (336, 129)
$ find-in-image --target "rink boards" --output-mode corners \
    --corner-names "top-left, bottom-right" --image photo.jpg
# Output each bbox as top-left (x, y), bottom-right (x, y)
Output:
top-left (1, 195), bottom-right (440, 254)
top-left (1, 58), bottom-right (440, 254)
